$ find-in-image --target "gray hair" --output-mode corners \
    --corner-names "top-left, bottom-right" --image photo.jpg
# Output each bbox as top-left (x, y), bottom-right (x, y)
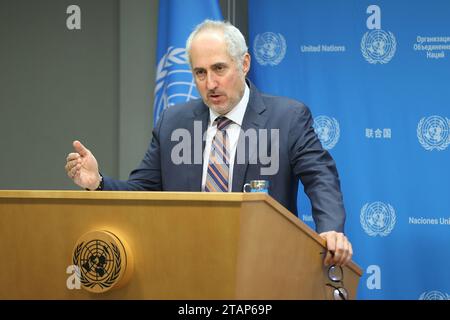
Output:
top-left (186, 20), bottom-right (248, 71)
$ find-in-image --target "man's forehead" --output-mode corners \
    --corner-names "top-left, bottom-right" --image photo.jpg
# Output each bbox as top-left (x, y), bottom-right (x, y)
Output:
top-left (190, 30), bottom-right (235, 68)
top-left (193, 28), bottom-right (224, 42)
top-left (190, 47), bottom-right (234, 69)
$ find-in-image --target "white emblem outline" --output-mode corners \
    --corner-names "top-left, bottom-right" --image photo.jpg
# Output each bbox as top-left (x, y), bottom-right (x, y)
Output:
top-left (417, 115), bottom-right (450, 151)
top-left (361, 30), bottom-right (397, 64)
top-left (419, 291), bottom-right (450, 300)
top-left (253, 32), bottom-right (287, 66)
top-left (360, 202), bottom-right (396, 237)
top-left (313, 116), bottom-right (340, 150)
top-left (153, 47), bottom-right (198, 119)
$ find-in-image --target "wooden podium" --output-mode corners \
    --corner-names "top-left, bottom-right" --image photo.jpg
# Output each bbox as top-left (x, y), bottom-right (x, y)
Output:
top-left (0, 190), bottom-right (362, 299)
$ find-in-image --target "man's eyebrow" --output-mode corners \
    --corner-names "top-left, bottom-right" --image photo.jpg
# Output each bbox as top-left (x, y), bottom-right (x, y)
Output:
top-left (212, 62), bottom-right (227, 67)
top-left (193, 63), bottom-right (227, 71)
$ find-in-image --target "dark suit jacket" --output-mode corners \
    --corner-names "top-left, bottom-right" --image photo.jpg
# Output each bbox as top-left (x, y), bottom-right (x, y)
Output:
top-left (103, 80), bottom-right (346, 233)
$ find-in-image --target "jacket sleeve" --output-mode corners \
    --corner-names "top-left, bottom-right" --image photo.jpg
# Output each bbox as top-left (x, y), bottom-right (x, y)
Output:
top-left (288, 104), bottom-right (346, 233)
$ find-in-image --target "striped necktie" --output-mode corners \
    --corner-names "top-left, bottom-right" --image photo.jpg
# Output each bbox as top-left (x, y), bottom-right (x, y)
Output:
top-left (205, 116), bottom-right (233, 192)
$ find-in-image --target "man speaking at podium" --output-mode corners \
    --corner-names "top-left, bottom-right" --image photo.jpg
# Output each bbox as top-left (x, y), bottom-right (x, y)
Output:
top-left (65, 20), bottom-right (353, 267)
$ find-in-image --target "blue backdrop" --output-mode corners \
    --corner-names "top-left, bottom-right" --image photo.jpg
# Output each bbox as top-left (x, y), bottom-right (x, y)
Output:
top-left (249, 0), bottom-right (450, 300)
top-left (153, 0), bottom-right (222, 125)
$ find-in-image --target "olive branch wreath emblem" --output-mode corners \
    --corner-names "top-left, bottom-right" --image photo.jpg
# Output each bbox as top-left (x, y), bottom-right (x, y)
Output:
top-left (361, 30), bottom-right (396, 64)
top-left (73, 241), bottom-right (122, 290)
top-left (417, 117), bottom-right (450, 151)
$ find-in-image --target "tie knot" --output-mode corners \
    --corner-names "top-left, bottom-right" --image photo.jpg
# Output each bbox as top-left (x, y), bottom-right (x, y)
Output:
top-left (215, 116), bottom-right (233, 131)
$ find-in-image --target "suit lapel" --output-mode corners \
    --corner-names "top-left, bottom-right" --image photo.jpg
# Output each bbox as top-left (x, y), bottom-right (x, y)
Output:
top-left (232, 81), bottom-right (268, 192)
top-left (187, 103), bottom-right (209, 191)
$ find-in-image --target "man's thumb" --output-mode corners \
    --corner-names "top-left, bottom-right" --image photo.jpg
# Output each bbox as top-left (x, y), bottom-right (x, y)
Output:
top-left (73, 140), bottom-right (89, 156)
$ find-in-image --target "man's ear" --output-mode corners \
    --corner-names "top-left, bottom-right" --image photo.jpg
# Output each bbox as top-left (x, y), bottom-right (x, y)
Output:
top-left (242, 53), bottom-right (251, 76)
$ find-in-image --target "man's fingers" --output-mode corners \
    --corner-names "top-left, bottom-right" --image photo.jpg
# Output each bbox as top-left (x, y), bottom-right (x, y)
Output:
top-left (320, 231), bottom-right (353, 267)
top-left (65, 157), bottom-right (81, 175)
top-left (335, 239), bottom-right (347, 266)
top-left (73, 140), bottom-right (89, 157)
top-left (66, 153), bottom-right (80, 162)
top-left (324, 250), bottom-right (334, 266)
top-left (322, 231), bottom-right (337, 252)
top-left (332, 235), bottom-right (352, 266)
top-left (334, 234), bottom-right (346, 265)
top-left (320, 231), bottom-right (335, 266)
top-left (68, 164), bottom-right (81, 179)
top-left (67, 166), bottom-right (75, 179)
top-left (66, 159), bottom-right (79, 169)
top-left (344, 242), bottom-right (353, 266)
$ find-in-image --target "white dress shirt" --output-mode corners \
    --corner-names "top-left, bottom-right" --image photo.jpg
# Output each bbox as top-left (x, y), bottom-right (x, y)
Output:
top-left (201, 83), bottom-right (250, 192)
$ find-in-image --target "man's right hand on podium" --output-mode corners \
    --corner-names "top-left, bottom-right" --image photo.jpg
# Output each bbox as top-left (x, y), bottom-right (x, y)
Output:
top-left (65, 140), bottom-right (102, 190)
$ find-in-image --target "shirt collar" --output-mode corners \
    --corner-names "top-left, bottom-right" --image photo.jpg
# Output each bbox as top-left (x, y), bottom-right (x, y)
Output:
top-left (208, 83), bottom-right (250, 127)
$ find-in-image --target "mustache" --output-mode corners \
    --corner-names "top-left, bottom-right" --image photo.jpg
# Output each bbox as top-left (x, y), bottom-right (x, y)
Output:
top-left (207, 90), bottom-right (225, 96)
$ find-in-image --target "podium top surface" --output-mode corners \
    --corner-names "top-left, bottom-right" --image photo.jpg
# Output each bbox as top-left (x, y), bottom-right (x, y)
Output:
top-left (0, 190), bottom-right (269, 201)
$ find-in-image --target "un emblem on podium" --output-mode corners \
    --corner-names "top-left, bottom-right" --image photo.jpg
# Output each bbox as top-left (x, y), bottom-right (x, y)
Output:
top-left (72, 230), bottom-right (133, 293)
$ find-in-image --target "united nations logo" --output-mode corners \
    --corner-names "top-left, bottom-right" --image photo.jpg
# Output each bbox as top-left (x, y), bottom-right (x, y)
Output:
top-left (419, 291), bottom-right (450, 300)
top-left (313, 116), bottom-right (340, 150)
top-left (361, 29), bottom-right (396, 64)
top-left (360, 202), bottom-right (396, 236)
top-left (72, 230), bottom-right (133, 293)
top-left (417, 115), bottom-right (450, 151)
top-left (253, 32), bottom-right (287, 66)
top-left (154, 47), bottom-right (198, 121)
